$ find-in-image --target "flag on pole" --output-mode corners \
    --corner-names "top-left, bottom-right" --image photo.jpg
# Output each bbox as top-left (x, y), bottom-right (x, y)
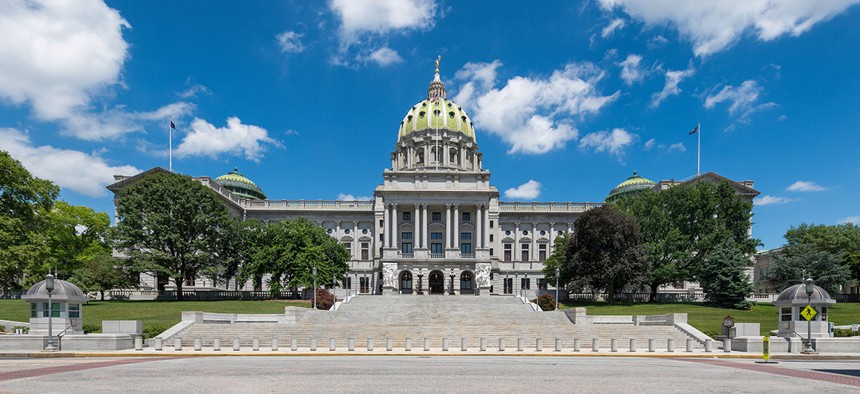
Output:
top-left (689, 124), bottom-right (699, 135)
top-left (170, 120), bottom-right (175, 129)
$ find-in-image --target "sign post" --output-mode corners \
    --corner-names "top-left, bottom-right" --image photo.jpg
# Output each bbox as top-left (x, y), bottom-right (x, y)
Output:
top-left (756, 336), bottom-right (778, 364)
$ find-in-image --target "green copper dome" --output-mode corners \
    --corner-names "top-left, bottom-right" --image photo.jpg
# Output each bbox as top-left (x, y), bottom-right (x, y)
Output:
top-left (606, 171), bottom-right (655, 202)
top-left (398, 66), bottom-right (476, 142)
top-left (214, 167), bottom-right (266, 200)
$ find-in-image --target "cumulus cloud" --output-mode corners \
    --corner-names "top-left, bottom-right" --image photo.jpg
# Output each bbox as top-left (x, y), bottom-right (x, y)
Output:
top-left (454, 61), bottom-right (619, 154)
top-left (337, 193), bottom-right (373, 201)
top-left (754, 195), bottom-right (794, 206)
top-left (362, 47), bottom-right (403, 66)
top-left (651, 67), bottom-right (695, 107)
top-left (618, 54), bottom-right (645, 85)
top-left (578, 128), bottom-right (636, 157)
top-left (62, 101), bottom-right (195, 141)
top-left (175, 117), bottom-right (280, 162)
top-left (705, 80), bottom-right (774, 121)
top-left (601, 18), bottom-right (626, 38)
top-left (0, 128), bottom-right (140, 197)
top-left (504, 180), bottom-right (542, 200)
top-left (598, 0), bottom-right (860, 57)
top-left (786, 180), bottom-right (826, 192)
top-left (276, 31), bottom-right (305, 53)
top-left (668, 142), bottom-right (686, 152)
top-left (840, 216), bottom-right (860, 225)
top-left (0, 0), bottom-right (129, 121)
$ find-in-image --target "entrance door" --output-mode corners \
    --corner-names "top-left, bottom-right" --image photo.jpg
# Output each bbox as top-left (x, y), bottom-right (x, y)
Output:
top-left (460, 271), bottom-right (474, 294)
top-left (429, 271), bottom-right (444, 294)
top-left (400, 271), bottom-right (413, 294)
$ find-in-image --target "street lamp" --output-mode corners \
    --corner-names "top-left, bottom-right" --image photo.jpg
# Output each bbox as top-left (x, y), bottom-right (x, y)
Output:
top-left (312, 266), bottom-right (318, 310)
top-left (44, 273), bottom-right (55, 351)
top-left (803, 277), bottom-right (815, 353)
top-left (555, 267), bottom-right (560, 311)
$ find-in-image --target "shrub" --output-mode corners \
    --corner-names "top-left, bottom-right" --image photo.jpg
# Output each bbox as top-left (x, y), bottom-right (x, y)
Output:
top-left (142, 325), bottom-right (167, 339)
top-left (0, 325), bottom-right (5, 332)
top-left (82, 323), bottom-right (101, 334)
top-left (315, 288), bottom-right (335, 310)
top-left (833, 328), bottom-right (860, 337)
top-left (537, 294), bottom-right (556, 311)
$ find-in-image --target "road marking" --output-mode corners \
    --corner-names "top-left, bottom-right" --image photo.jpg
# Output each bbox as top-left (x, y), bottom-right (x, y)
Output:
top-left (680, 358), bottom-right (860, 387)
top-left (0, 358), bottom-right (172, 382)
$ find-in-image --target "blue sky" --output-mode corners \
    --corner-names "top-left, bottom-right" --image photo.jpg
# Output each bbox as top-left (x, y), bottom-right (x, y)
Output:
top-left (1, 0), bottom-right (858, 250)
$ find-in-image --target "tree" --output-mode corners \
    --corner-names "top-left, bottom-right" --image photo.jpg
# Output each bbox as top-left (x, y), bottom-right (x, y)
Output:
top-left (785, 223), bottom-right (860, 282)
top-left (241, 217), bottom-right (350, 296)
top-left (112, 171), bottom-right (230, 300)
top-left (762, 244), bottom-right (851, 295)
top-left (0, 150), bottom-right (59, 292)
top-left (698, 238), bottom-right (754, 309)
top-left (44, 201), bottom-right (111, 279)
top-left (211, 218), bottom-right (264, 290)
top-left (562, 205), bottom-right (648, 302)
top-left (71, 255), bottom-right (137, 301)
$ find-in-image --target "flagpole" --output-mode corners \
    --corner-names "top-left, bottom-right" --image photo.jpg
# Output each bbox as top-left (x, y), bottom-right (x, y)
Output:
top-left (697, 122), bottom-right (701, 176)
top-left (169, 119), bottom-right (173, 173)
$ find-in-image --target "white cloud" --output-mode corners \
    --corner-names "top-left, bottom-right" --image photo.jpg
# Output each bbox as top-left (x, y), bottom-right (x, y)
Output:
top-left (651, 67), bottom-right (694, 107)
top-left (329, 0), bottom-right (437, 46)
top-left (786, 180), bottom-right (826, 192)
top-left (840, 216), bottom-right (860, 225)
top-left (276, 31), bottom-right (305, 53)
top-left (504, 180), bottom-right (542, 200)
top-left (175, 117), bottom-right (280, 162)
top-left (0, 128), bottom-right (140, 197)
top-left (704, 80), bottom-right (774, 121)
top-left (0, 0), bottom-right (130, 121)
top-left (454, 61), bottom-right (619, 154)
top-left (337, 193), bottom-right (372, 201)
top-left (62, 101), bottom-right (195, 141)
top-left (754, 195), bottom-right (794, 206)
top-left (601, 18), bottom-right (626, 38)
top-left (363, 47), bottom-right (403, 66)
top-left (578, 128), bottom-right (636, 157)
top-left (598, 0), bottom-right (860, 57)
top-left (644, 138), bottom-right (656, 150)
top-left (618, 54), bottom-right (644, 85)
top-left (668, 142), bottom-right (686, 152)
top-left (178, 84), bottom-right (210, 99)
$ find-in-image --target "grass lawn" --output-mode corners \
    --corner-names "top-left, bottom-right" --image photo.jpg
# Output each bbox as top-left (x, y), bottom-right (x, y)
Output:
top-left (560, 301), bottom-right (860, 337)
top-left (0, 299), bottom-right (308, 336)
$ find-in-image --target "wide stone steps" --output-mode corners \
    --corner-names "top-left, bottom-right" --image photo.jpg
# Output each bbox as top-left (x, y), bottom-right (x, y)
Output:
top-left (177, 296), bottom-right (702, 349)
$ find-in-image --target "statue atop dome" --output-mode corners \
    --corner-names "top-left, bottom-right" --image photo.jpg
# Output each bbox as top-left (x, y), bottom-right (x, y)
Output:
top-left (435, 55), bottom-right (441, 74)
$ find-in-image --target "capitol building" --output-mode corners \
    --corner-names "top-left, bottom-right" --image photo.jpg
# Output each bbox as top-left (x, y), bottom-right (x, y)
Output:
top-left (109, 65), bottom-right (759, 297)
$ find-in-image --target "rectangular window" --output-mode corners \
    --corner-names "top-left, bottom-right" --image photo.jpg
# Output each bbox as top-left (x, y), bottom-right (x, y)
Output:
top-left (379, 220), bottom-right (383, 227)
top-left (42, 302), bottom-right (60, 318)
top-left (780, 307), bottom-right (792, 322)
top-left (460, 243), bottom-right (472, 255)
top-left (69, 304), bottom-right (80, 318)
top-left (490, 248), bottom-right (494, 256)
top-left (361, 242), bottom-right (369, 260)
top-left (504, 243), bottom-right (512, 262)
top-left (821, 307), bottom-right (829, 321)
top-left (345, 277), bottom-right (352, 290)
top-left (379, 234), bottom-right (384, 241)
top-left (538, 278), bottom-right (547, 291)
top-left (431, 232), bottom-right (443, 240)
top-left (462, 212), bottom-right (471, 222)
top-left (490, 220), bottom-right (494, 228)
top-left (432, 212), bottom-right (441, 221)
top-left (460, 232), bottom-right (471, 240)
top-left (431, 243), bottom-right (444, 254)
top-left (504, 278), bottom-right (513, 294)
top-left (360, 277), bottom-right (370, 293)
top-left (402, 232), bottom-right (413, 240)
top-left (521, 278), bottom-right (531, 290)
top-left (521, 244), bottom-right (530, 262)
top-left (401, 243), bottom-right (413, 254)
top-left (342, 242), bottom-right (351, 255)
top-left (403, 212), bottom-right (411, 221)
top-left (490, 234), bottom-right (494, 242)
top-left (185, 275), bottom-right (195, 287)
top-left (539, 244), bottom-right (547, 262)
top-left (30, 303), bottom-right (37, 318)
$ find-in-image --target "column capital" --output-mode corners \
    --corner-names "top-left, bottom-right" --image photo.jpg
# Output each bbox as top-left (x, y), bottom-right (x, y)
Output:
top-left (353, 220), bottom-right (359, 226)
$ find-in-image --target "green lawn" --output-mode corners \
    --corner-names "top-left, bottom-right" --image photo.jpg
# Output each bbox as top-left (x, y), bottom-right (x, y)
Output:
top-left (560, 301), bottom-right (860, 337)
top-left (0, 299), bottom-right (308, 335)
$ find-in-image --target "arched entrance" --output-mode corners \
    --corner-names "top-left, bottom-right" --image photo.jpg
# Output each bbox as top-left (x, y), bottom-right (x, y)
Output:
top-left (400, 271), bottom-right (413, 294)
top-left (460, 271), bottom-right (474, 294)
top-left (428, 270), bottom-right (444, 294)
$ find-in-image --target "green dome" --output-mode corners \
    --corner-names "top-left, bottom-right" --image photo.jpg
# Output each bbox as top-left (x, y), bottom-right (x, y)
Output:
top-left (398, 98), bottom-right (475, 141)
top-left (606, 171), bottom-right (655, 202)
top-left (214, 167), bottom-right (266, 200)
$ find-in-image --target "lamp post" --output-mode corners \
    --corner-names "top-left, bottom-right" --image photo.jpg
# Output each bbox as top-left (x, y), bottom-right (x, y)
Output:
top-left (555, 267), bottom-right (560, 311)
top-left (44, 274), bottom-right (55, 351)
top-left (803, 277), bottom-right (815, 353)
top-left (312, 266), bottom-right (318, 310)
top-left (524, 272), bottom-right (529, 300)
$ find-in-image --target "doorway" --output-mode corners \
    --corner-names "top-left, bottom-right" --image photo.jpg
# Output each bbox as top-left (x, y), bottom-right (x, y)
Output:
top-left (400, 271), bottom-right (413, 294)
top-left (460, 271), bottom-right (474, 294)
top-left (429, 270), bottom-right (444, 294)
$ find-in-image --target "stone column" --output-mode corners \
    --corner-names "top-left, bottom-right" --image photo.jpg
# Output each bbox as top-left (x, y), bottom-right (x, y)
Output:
top-left (391, 204), bottom-right (398, 250)
top-left (453, 204), bottom-right (460, 251)
top-left (531, 222), bottom-right (537, 262)
top-left (422, 204), bottom-right (429, 249)
top-left (445, 204), bottom-right (452, 249)
top-left (459, 146), bottom-right (465, 169)
top-left (383, 205), bottom-right (390, 248)
top-left (353, 221), bottom-right (359, 259)
top-left (476, 205), bottom-right (483, 249)
top-left (414, 204), bottom-right (421, 249)
top-left (484, 203), bottom-right (490, 250)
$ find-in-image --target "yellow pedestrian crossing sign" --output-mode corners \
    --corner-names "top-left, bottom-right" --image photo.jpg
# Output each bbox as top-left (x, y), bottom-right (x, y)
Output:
top-left (762, 336), bottom-right (770, 362)
top-left (801, 305), bottom-right (817, 321)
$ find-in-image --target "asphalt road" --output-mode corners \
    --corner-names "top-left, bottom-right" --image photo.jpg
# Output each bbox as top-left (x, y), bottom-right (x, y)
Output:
top-left (1, 356), bottom-right (859, 393)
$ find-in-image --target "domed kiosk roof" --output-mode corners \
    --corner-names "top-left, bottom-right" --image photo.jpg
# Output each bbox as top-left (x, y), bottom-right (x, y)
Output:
top-left (606, 171), bottom-right (656, 202)
top-left (214, 167), bottom-right (266, 200)
top-left (774, 283), bottom-right (836, 306)
top-left (22, 278), bottom-right (89, 302)
top-left (397, 59), bottom-right (476, 142)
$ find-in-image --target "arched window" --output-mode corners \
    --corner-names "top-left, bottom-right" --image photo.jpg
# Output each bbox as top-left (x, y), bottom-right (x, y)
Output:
top-left (400, 271), bottom-right (413, 293)
top-left (416, 148), bottom-right (424, 164)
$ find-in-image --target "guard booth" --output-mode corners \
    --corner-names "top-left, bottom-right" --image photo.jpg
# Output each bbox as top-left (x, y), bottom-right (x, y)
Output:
top-left (774, 283), bottom-right (836, 339)
top-left (21, 278), bottom-right (89, 336)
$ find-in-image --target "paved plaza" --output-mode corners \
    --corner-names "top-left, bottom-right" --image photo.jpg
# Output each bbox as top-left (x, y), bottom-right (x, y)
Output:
top-left (1, 356), bottom-right (859, 393)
